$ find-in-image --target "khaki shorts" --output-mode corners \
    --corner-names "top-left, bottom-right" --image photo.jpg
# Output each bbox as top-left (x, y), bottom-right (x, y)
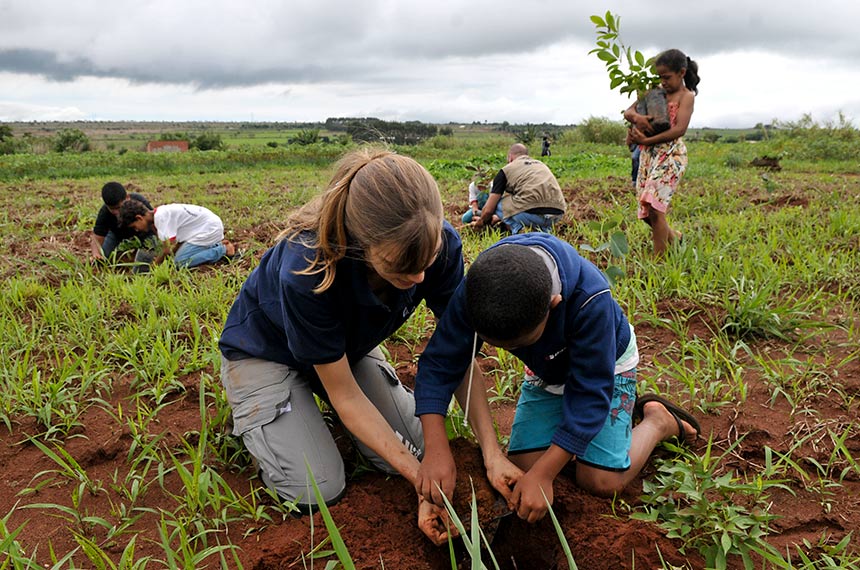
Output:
top-left (220, 347), bottom-right (423, 507)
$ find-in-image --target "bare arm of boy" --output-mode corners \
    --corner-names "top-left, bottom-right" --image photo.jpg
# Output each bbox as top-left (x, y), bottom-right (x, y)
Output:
top-left (416, 413), bottom-right (455, 506)
top-left (453, 360), bottom-right (522, 501)
top-left (510, 444), bottom-right (572, 523)
top-left (90, 233), bottom-right (106, 259)
top-left (151, 239), bottom-right (173, 264)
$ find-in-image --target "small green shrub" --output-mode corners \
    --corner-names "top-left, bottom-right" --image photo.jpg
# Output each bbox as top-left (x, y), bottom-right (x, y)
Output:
top-left (578, 116), bottom-right (627, 144)
top-left (53, 128), bottom-right (91, 153)
top-left (724, 153), bottom-right (744, 169)
top-left (192, 132), bottom-right (226, 151)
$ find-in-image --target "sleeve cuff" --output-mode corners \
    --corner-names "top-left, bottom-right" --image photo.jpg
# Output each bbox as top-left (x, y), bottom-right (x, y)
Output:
top-left (551, 428), bottom-right (593, 457)
top-left (414, 396), bottom-right (452, 417)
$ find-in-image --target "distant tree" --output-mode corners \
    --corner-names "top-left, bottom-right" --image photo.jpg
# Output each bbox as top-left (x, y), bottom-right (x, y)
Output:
top-left (514, 124), bottom-right (538, 145)
top-left (53, 128), bottom-right (91, 153)
top-left (345, 118), bottom-right (437, 145)
top-left (293, 129), bottom-right (320, 145)
top-left (159, 132), bottom-right (190, 141)
top-left (0, 125), bottom-right (12, 141)
top-left (578, 116), bottom-right (627, 144)
top-left (192, 132), bottom-right (225, 151)
top-left (439, 126), bottom-right (454, 136)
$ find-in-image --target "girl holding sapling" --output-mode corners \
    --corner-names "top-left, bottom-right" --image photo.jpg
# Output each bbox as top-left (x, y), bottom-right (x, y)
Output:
top-left (218, 147), bottom-right (518, 545)
top-left (625, 49), bottom-right (700, 257)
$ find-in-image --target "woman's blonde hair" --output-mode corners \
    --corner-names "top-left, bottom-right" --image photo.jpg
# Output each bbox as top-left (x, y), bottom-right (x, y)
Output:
top-left (280, 147), bottom-right (444, 293)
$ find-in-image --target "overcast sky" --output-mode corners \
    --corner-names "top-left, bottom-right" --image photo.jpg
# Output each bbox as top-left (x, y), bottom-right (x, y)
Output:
top-left (1, 1), bottom-right (857, 128)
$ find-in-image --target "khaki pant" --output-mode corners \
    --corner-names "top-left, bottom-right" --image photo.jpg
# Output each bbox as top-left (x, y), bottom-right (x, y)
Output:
top-left (220, 347), bottom-right (423, 507)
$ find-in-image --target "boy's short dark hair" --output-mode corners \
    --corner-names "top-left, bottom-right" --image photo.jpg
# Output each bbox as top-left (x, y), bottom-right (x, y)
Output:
top-left (118, 198), bottom-right (150, 227)
top-left (101, 182), bottom-right (127, 207)
top-left (465, 244), bottom-right (552, 341)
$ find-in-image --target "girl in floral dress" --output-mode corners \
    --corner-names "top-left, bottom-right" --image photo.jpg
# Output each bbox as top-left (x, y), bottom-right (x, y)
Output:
top-left (625, 49), bottom-right (700, 257)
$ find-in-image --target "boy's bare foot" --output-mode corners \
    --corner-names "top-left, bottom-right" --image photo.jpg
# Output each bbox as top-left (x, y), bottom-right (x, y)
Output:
top-left (634, 394), bottom-right (700, 445)
top-left (643, 401), bottom-right (698, 443)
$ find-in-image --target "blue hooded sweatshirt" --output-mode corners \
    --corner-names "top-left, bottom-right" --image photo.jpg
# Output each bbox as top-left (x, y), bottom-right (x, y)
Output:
top-left (414, 233), bottom-right (631, 457)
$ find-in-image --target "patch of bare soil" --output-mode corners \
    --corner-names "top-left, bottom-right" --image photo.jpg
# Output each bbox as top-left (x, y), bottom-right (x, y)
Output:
top-left (1, 320), bottom-right (856, 569)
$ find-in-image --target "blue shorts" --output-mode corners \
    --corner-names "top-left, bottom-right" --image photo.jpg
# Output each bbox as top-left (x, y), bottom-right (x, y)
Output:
top-left (508, 370), bottom-right (637, 471)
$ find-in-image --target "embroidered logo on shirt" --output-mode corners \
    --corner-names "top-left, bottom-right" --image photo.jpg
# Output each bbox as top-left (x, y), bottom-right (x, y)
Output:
top-left (545, 347), bottom-right (567, 361)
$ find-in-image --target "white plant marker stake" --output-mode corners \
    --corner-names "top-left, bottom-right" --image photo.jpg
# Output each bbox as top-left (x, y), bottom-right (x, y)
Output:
top-left (463, 331), bottom-right (479, 427)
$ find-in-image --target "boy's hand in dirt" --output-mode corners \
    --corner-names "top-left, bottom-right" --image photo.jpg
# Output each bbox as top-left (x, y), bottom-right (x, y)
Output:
top-left (416, 443), bottom-right (456, 507)
top-left (509, 469), bottom-right (554, 523)
top-left (417, 497), bottom-right (457, 546)
top-left (485, 454), bottom-right (523, 502)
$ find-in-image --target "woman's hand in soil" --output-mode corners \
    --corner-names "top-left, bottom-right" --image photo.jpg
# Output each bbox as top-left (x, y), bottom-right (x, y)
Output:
top-left (417, 497), bottom-right (457, 546)
top-left (485, 454), bottom-right (523, 502)
top-left (510, 470), bottom-right (554, 523)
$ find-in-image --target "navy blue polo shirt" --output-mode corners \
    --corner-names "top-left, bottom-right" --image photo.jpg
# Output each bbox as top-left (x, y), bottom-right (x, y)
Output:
top-left (219, 221), bottom-right (464, 370)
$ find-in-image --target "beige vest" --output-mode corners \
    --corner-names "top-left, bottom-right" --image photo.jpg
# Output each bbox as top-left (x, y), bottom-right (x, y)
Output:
top-left (500, 156), bottom-right (566, 218)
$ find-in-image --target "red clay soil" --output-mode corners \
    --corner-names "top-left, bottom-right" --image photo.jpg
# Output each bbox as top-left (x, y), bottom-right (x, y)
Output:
top-left (1, 297), bottom-right (858, 569)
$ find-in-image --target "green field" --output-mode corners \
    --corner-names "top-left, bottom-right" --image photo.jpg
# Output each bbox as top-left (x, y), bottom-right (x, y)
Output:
top-left (0, 128), bottom-right (858, 568)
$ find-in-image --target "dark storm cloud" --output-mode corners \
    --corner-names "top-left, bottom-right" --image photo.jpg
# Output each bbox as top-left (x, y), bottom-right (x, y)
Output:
top-left (0, 49), bottom-right (109, 82)
top-left (0, 47), bottom-right (360, 88)
top-left (0, 1), bottom-right (857, 88)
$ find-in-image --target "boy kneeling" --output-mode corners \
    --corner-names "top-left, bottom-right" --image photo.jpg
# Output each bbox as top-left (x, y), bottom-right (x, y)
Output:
top-left (119, 200), bottom-right (236, 268)
top-left (414, 233), bottom-right (699, 521)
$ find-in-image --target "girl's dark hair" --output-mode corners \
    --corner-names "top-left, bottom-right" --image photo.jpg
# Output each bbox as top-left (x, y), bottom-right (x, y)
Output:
top-left (118, 198), bottom-right (150, 227)
top-left (656, 48), bottom-right (700, 94)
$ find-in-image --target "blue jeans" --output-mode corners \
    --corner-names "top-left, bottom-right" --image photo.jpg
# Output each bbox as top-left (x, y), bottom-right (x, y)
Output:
top-left (494, 203), bottom-right (562, 234)
top-left (175, 242), bottom-right (226, 268)
top-left (631, 146), bottom-right (641, 186)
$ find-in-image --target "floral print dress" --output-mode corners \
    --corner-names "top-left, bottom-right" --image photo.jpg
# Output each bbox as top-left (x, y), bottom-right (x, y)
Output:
top-left (636, 101), bottom-right (687, 217)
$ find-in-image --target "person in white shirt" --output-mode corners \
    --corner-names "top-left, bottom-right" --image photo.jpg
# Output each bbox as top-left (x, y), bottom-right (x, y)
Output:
top-left (119, 200), bottom-right (237, 268)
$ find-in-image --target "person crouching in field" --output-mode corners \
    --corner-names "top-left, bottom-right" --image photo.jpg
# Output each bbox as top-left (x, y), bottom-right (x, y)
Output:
top-left (414, 233), bottom-right (700, 522)
top-left (217, 148), bottom-right (518, 545)
top-left (119, 200), bottom-right (236, 268)
top-left (90, 181), bottom-right (157, 272)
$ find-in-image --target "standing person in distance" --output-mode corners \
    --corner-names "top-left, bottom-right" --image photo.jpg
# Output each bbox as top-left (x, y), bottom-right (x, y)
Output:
top-left (625, 49), bottom-right (700, 257)
top-left (541, 135), bottom-right (552, 157)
